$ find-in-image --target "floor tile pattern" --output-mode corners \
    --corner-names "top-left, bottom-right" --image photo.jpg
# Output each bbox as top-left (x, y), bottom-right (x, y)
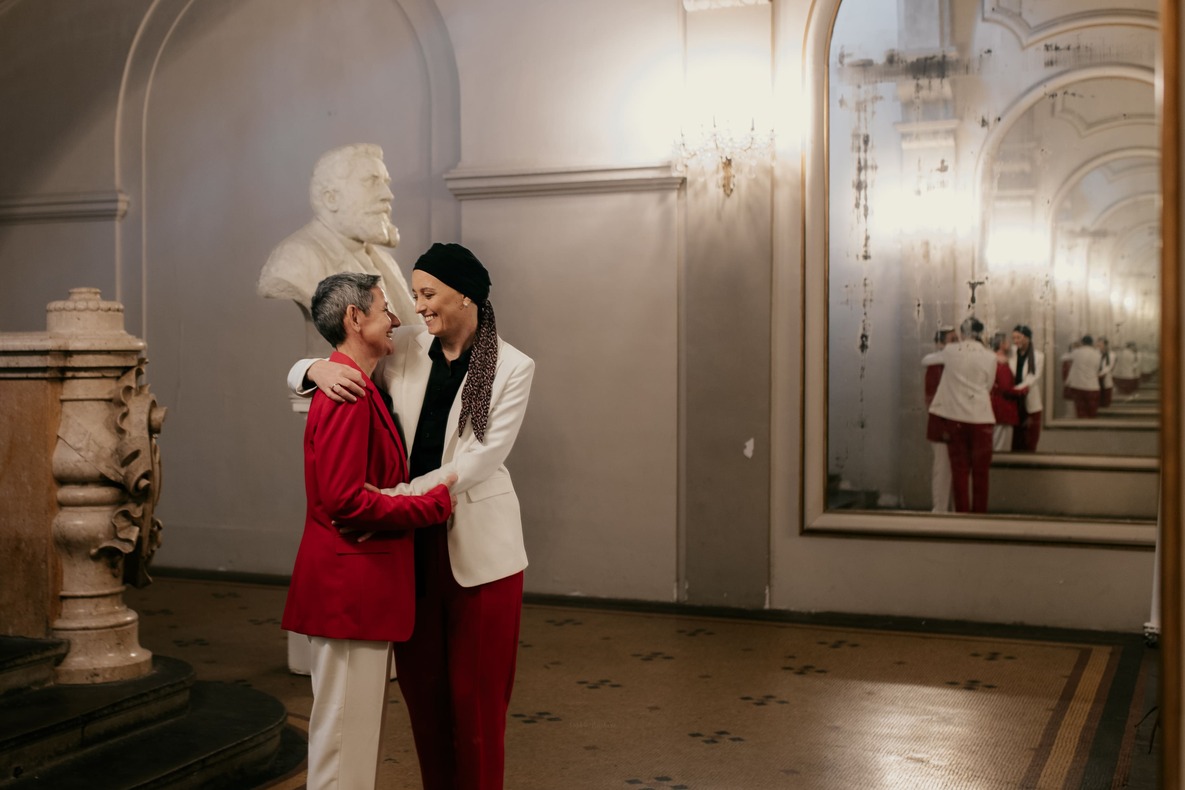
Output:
top-left (125, 578), bottom-right (1152, 789)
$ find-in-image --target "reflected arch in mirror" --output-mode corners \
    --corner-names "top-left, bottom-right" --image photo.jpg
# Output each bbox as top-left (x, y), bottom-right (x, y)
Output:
top-left (801, 0), bottom-right (1160, 541)
top-left (1048, 158), bottom-right (1161, 428)
top-left (974, 67), bottom-right (1161, 436)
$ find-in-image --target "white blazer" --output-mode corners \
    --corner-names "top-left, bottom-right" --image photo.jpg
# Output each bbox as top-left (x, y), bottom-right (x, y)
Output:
top-left (1062, 345), bottom-right (1102, 391)
top-left (290, 324), bottom-right (535, 588)
top-left (1008, 347), bottom-right (1045, 414)
top-left (927, 340), bottom-right (998, 424)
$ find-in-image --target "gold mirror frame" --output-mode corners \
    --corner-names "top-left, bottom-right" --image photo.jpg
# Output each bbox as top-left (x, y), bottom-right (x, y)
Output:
top-left (1158, 0), bottom-right (1180, 780)
top-left (801, 0), bottom-right (1160, 546)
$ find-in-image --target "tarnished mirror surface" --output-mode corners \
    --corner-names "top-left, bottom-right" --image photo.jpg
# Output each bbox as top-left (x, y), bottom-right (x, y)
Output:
top-left (808, 0), bottom-right (1159, 538)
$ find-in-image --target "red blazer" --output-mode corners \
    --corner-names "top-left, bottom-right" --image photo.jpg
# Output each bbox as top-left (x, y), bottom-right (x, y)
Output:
top-left (990, 360), bottom-right (1022, 426)
top-left (281, 351), bottom-right (452, 643)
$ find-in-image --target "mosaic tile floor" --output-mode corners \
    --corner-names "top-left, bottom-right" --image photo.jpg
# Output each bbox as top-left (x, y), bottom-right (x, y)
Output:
top-left (125, 577), bottom-right (1156, 789)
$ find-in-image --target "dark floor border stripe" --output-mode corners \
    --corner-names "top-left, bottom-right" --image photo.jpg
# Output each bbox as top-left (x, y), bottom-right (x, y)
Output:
top-left (150, 565), bottom-right (1146, 647)
top-left (1107, 654), bottom-right (1151, 790)
top-left (1081, 639), bottom-right (1149, 789)
top-left (1022, 647), bottom-right (1094, 788)
top-left (1070, 645), bottom-right (1123, 788)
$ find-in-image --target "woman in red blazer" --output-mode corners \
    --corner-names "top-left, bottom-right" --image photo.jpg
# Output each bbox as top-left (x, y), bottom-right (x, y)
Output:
top-left (296, 245), bottom-right (534, 790)
top-left (281, 272), bottom-right (455, 790)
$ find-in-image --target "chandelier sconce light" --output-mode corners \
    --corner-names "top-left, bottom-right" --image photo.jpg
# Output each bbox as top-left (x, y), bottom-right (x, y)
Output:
top-left (677, 119), bottom-right (774, 197)
top-left (677, 0), bottom-right (774, 196)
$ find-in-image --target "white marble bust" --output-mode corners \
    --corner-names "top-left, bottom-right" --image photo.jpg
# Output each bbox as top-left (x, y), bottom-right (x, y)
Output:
top-left (258, 143), bottom-right (419, 327)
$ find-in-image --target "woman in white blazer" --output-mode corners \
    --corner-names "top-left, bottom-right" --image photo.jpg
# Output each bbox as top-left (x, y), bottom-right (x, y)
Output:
top-left (1008, 324), bottom-right (1045, 451)
top-left (290, 243), bottom-right (534, 790)
top-left (1097, 336), bottom-right (1115, 407)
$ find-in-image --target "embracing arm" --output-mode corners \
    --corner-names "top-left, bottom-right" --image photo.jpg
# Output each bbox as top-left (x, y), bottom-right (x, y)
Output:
top-left (1017, 352), bottom-right (1044, 392)
top-left (312, 395), bottom-right (452, 530)
top-left (393, 355), bottom-right (535, 497)
top-left (288, 358), bottom-right (367, 403)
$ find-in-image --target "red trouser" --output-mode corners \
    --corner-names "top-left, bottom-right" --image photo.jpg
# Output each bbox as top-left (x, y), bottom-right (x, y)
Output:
top-left (944, 420), bottom-right (993, 513)
top-left (394, 523), bottom-right (524, 790)
top-left (1012, 409), bottom-right (1042, 452)
top-left (1068, 387), bottom-right (1101, 417)
top-left (1115, 377), bottom-right (1140, 394)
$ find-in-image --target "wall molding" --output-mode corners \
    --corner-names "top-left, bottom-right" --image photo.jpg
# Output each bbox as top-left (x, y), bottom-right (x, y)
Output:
top-left (0, 191), bottom-right (129, 224)
top-left (683, 0), bottom-right (769, 10)
top-left (982, 4), bottom-right (1157, 49)
top-left (444, 163), bottom-right (685, 200)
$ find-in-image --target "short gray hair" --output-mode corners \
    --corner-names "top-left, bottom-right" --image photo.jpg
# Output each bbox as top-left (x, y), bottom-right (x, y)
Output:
top-left (309, 143), bottom-right (385, 211)
top-left (959, 316), bottom-right (984, 341)
top-left (311, 272), bottom-right (381, 347)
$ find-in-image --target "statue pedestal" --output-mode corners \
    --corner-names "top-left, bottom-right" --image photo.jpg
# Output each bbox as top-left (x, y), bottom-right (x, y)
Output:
top-left (0, 288), bottom-right (165, 683)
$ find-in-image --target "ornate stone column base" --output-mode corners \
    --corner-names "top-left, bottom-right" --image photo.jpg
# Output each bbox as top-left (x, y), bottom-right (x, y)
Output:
top-left (0, 288), bottom-right (166, 684)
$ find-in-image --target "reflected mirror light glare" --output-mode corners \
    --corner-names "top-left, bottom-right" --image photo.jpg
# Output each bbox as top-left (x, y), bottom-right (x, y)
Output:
top-left (878, 187), bottom-right (973, 237)
top-left (984, 228), bottom-right (1048, 274)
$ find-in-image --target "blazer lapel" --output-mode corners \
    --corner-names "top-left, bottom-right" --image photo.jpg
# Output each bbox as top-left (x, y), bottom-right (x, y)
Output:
top-left (398, 329), bottom-right (436, 456)
top-left (370, 383), bottom-right (405, 461)
top-left (442, 386), bottom-right (464, 461)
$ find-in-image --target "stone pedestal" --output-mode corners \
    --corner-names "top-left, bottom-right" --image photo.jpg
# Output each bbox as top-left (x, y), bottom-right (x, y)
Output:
top-left (0, 288), bottom-right (166, 683)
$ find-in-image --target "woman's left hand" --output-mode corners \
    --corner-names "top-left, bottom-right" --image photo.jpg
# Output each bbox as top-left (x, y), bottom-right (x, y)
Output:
top-left (309, 360), bottom-right (366, 403)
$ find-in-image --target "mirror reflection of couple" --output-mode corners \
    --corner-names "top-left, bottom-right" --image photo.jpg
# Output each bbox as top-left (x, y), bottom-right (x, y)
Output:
top-left (923, 319), bottom-right (1041, 514)
top-left (259, 144), bottom-right (534, 790)
top-left (1060, 335), bottom-right (1117, 419)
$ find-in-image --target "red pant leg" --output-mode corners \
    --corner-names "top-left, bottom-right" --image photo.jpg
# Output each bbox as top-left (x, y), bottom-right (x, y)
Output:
top-left (1029, 417), bottom-right (1042, 450)
top-left (446, 570), bottom-right (523, 790)
top-left (394, 524), bottom-right (524, 790)
top-left (969, 423), bottom-right (994, 512)
top-left (1011, 407), bottom-right (1029, 451)
top-left (945, 421), bottom-right (972, 513)
top-left (395, 526), bottom-right (457, 790)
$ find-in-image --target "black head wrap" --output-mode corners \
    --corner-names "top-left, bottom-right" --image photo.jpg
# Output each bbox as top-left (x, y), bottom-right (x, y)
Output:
top-left (414, 242), bottom-right (498, 443)
top-left (414, 243), bottom-right (491, 303)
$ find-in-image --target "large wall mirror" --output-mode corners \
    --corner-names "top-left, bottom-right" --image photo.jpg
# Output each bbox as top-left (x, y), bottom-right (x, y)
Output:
top-left (803, 0), bottom-right (1160, 544)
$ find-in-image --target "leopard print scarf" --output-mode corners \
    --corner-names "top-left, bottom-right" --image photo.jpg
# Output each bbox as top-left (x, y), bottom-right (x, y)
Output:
top-left (458, 299), bottom-right (498, 443)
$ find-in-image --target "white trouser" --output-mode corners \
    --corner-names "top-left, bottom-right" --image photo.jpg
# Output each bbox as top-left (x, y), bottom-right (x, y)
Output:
top-left (992, 424), bottom-right (1013, 452)
top-left (307, 636), bottom-right (392, 790)
top-left (930, 441), bottom-right (952, 512)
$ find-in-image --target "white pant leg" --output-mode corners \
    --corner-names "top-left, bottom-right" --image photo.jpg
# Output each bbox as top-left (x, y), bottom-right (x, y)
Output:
top-left (306, 636), bottom-right (392, 790)
top-left (992, 424), bottom-right (1013, 452)
top-left (930, 441), bottom-right (952, 512)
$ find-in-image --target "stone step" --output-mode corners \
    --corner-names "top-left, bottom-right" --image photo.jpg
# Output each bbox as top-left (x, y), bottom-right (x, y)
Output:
top-left (0, 638), bottom-right (68, 698)
top-left (0, 655), bottom-right (194, 783)
top-left (988, 455), bottom-right (1158, 520)
top-left (0, 680), bottom-right (293, 790)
